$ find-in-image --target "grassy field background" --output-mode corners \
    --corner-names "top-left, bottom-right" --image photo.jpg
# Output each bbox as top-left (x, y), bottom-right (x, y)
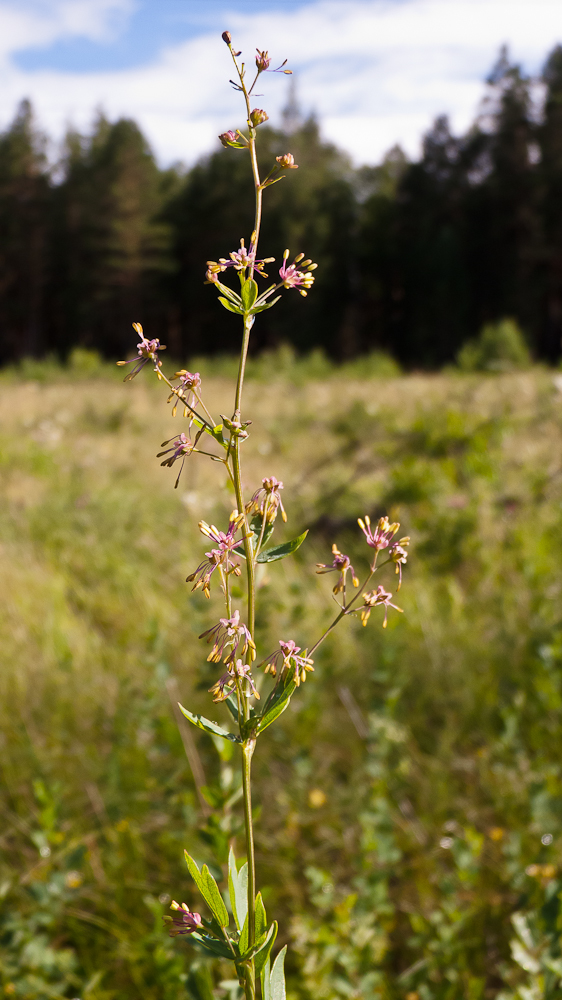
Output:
top-left (2, 351), bottom-right (562, 999)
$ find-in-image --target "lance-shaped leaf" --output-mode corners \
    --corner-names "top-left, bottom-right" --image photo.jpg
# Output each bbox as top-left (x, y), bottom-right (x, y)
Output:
top-left (228, 848), bottom-right (248, 932)
top-left (178, 704), bottom-right (240, 743)
top-left (270, 946), bottom-right (287, 1000)
top-left (250, 678), bottom-right (297, 736)
top-left (224, 693), bottom-right (239, 723)
top-left (238, 891), bottom-right (269, 960)
top-left (241, 278), bottom-right (258, 312)
top-left (251, 296), bottom-right (281, 314)
top-left (261, 956), bottom-right (271, 1000)
top-left (210, 424), bottom-right (227, 447)
top-left (237, 514), bottom-right (274, 560)
top-left (184, 851), bottom-right (229, 928)
top-left (238, 912), bottom-right (249, 957)
top-left (215, 281), bottom-right (243, 306)
top-left (257, 530), bottom-right (308, 564)
top-left (255, 921), bottom-right (278, 981)
top-left (257, 528), bottom-right (308, 562)
top-left (218, 296), bottom-right (244, 315)
top-left (255, 892), bottom-right (267, 942)
top-left (191, 932), bottom-right (233, 960)
top-left (250, 513), bottom-right (275, 551)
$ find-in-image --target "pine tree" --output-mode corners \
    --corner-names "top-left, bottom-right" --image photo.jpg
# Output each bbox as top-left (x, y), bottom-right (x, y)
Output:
top-left (53, 115), bottom-right (174, 357)
top-left (538, 45), bottom-right (562, 359)
top-left (0, 100), bottom-right (49, 359)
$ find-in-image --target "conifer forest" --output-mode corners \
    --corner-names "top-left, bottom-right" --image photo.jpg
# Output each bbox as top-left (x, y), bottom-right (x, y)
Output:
top-left (2, 45), bottom-right (562, 367)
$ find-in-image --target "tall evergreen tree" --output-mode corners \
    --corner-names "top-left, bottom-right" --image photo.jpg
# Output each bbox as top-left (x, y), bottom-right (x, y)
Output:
top-left (52, 115), bottom-right (174, 357)
top-left (469, 48), bottom-right (540, 345)
top-left (0, 100), bottom-right (49, 359)
top-left (538, 45), bottom-right (562, 359)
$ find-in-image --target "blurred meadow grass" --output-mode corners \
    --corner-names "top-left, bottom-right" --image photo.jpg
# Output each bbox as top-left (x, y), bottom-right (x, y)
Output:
top-left (3, 351), bottom-right (562, 998)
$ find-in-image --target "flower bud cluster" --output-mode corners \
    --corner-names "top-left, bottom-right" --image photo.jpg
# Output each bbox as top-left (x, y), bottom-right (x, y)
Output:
top-left (279, 250), bottom-right (317, 296)
top-left (250, 109), bottom-right (269, 127)
top-left (275, 153), bottom-right (298, 170)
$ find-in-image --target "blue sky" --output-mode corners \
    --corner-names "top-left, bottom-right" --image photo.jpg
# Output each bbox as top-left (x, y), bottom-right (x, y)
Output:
top-left (2, 0), bottom-right (562, 167)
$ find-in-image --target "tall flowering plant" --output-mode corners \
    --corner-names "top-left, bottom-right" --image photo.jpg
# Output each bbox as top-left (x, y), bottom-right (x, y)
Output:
top-left (118, 32), bottom-right (409, 1000)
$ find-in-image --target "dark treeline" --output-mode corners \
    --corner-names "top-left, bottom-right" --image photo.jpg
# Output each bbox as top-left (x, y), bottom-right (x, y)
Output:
top-left (3, 44), bottom-right (562, 367)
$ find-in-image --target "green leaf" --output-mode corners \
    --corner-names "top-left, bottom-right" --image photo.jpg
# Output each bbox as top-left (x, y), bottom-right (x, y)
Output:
top-left (257, 530), bottom-right (308, 564)
top-left (178, 704), bottom-right (240, 742)
top-left (184, 851), bottom-right (229, 927)
top-left (224, 693), bottom-right (239, 723)
top-left (211, 424), bottom-right (226, 446)
top-left (261, 957), bottom-right (271, 1000)
top-left (255, 922), bottom-right (278, 980)
top-left (228, 849), bottom-right (248, 932)
top-left (255, 892), bottom-right (267, 941)
top-left (191, 932), bottom-right (233, 959)
top-left (218, 296), bottom-right (243, 315)
top-left (201, 865), bottom-right (230, 927)
top-left (241, 278), bottom-right (258, 312)
top-left (270, 946), bottom-right (287, 1000)
top-left (254, 678), bottom-right (297, 735)
top-left (251, 296), bottom-right (282, 314)
top-left (215, 281), bottom-right (243, 306)
top-left (238, 912), bottom-right (249, 956)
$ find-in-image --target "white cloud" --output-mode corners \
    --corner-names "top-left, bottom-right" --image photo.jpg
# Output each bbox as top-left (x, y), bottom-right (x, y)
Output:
top-left (0, 0), bottom-right (134, 58)
top-left (1, 0), bottom-right (562, 166)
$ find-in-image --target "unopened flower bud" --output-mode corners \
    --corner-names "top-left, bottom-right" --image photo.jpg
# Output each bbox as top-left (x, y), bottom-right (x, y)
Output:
top-left (219, 130), bottom-right (238, 147)
top-left (256, 49), bottom-right (271, 72)
top-left (276, 153), bottom-right (298, 170)
top-left (222, 31), bottom-right (232, 44)
top-left (250, 108), bottom-right (269, 127)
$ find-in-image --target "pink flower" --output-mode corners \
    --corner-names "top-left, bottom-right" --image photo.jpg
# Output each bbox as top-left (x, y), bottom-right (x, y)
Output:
top-left (117, 322), bottom-right (166, 380)
top-left (206, 239), bottom-right (274, 279)
top-left (167, 370), bottom-right (202, 421)
top-left (316, 544), bottom-right (359, 595)
top-left (209, 659), bottom-right (260, 703)
top-left (390, 541), bottom-right (410, 589)
top-left (279, 250), bottom-right (317, 297)
top-left (157, 432), bottom-right (194, 487)
top-left (186, 511), bottom-right (244, 598)
top-left (357, 515), bottom-right (400, 552)
top-left (165, 902), bottom-right (203, 937)
top-left (200, 610), bottom-right (256, 664)
top-left (260, 640), bottom-right (314, 686)
top-left (248, 476), bottom-right (286, 523)
top-left (360, 586), bottom-right (403, 628)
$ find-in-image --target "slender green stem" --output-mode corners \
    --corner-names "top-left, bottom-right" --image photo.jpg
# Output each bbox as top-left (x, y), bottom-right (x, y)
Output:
top-left (234, 317), bottom-right (253, 420)
top-left (308, 561), bottom-right (378, 658)
top-left (231, 439), bottom-right (256, 667)
top-left (242, 740), bottom-right (257, 945)
top-left (226, 41), bottom-right (266, 1000)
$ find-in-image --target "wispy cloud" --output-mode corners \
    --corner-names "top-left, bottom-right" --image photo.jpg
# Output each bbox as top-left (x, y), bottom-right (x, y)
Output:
top-left (1, 0), bottom-right (561, 167)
